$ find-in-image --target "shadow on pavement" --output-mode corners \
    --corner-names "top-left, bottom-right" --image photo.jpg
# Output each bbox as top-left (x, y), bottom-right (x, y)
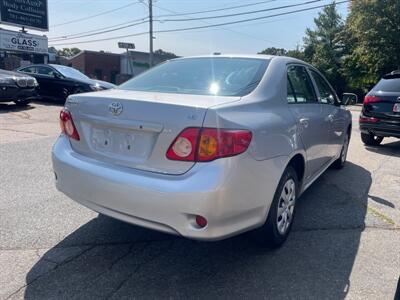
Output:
top-left (0, 103), bottom-right (35, 113)
top-left (24, 162), bottom-right (372, 299)
top-left (365, 140), bottom-right (400, 157)
top-left (32, 99), bottom-right (65, 106)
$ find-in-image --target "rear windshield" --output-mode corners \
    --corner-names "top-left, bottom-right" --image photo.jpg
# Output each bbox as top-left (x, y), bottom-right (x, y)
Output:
top-left (119, 57), bottom-right (269, 96)
top-left (373, 78), bottom-right (400, 92)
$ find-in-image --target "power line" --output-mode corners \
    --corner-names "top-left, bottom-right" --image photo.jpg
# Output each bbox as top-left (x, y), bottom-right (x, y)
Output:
top-left (49, 20), bottom-right (148, 42)
top-left (51, 1), bottom-right (141, 28)
top-left (154, 1), bottom-right (349, 34)
top-left (154, 0), bottom-right (279, 18)
top-left (161, 0), bottom-right (322, 22)
top-left (49, 0), bottom-right (320, 43)
top-left (153, 3), bottom-right (288, 47)
top-left (49, 17), bottom-right (149, 41)
top-left (49, 0), bottom-right (280, 42)
top-left (49, 0), bottom-right (349, 46)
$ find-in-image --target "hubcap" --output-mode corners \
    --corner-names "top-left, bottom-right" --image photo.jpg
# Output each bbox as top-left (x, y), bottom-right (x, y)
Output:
top-left (341, 134), bottom-right (349, 163)
top-left (277, 179), bottom-right (296, 235)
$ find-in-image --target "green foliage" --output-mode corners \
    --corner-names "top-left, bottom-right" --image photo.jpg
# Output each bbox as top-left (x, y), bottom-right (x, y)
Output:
top-left (303, 2), bottom-right (346, 94)
top-left (57, 48), bottom-right (81, 58)
top-left (154, 49), bottom-right (178, 59)
top-left (258, 1), bottom-right (400, 95)
top-left (343, 0), bottom-right (400, 92)
top-left (258, 47), bottom-right (287, 56)
top-left (258, 46), bottom-right (305, 60)
top-left (286, 47), bottom-right (305, 61)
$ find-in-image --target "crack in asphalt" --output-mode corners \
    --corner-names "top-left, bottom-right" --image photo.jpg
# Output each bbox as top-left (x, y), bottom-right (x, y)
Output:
top-left (1, 227), bottom-right (399, 252)
top-left (0, 237), bottom-right (177, 251)
top-left (4, 245), bottom-right (95, 300)
top-left (105, 240), bottom-right (175, 300)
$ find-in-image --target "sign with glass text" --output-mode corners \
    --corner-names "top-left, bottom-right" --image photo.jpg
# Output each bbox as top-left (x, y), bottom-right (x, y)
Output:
top-left (0, 0), bottom-right (48, 31)
top-left (0, 29), bottom-right (48, 54)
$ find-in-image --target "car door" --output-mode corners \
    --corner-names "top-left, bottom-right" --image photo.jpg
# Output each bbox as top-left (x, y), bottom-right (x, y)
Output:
top-left (287, 65), bottom-right (328, 181)
top-left (35, 66), bottom-right (66, 100)
top-left (309, 69), bottom-right (345, 159)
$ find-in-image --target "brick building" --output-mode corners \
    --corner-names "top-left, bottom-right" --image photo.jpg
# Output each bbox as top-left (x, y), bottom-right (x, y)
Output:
top-left (68, 50), bottom-right (121, 84)
top-left (68, 50), bottom-right (172, 84)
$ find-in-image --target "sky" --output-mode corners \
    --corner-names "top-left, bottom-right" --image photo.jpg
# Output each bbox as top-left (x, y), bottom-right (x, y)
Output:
top-left (1, 0), bottom-right (350, 56)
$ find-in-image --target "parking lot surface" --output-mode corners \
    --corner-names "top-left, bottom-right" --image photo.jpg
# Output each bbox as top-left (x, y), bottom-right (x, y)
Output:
top-left (0, 102), bottom-right (399, 299)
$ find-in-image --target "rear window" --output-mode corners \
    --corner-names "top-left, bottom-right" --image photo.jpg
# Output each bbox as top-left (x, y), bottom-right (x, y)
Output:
top-left (119, 57), bottom-right (269, 96)
top-left (373, 78), bottom-right (400, 92)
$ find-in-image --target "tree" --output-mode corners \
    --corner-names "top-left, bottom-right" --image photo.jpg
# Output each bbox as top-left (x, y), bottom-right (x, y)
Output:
top-left (286, 45), bottom-right (305, 61)
top-left (258, 47), bottom-right (287, 56)
top-left (57, 48), bottom-right (81, 58)
top-left (154, 49), bottom-right (178, 59)
top-left (303, 2), bottom-right (346, 94)
top-left (342, 0), bottom-right (400, 92)
top-left (258, 46), bottom-right (305, 60)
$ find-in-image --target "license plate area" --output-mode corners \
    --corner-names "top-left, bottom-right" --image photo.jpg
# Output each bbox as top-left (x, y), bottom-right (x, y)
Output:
top-left (90, 126), bottom-right (155, 161)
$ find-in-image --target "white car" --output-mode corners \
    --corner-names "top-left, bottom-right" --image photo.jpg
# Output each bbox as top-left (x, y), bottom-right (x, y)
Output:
top-left (52, 55), bottom-right (352, 247)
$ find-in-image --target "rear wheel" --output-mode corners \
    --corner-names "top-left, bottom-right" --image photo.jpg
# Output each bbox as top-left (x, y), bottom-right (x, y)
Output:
top-left (252, 166), bottom-right (298, 248)
top-left (361, 132), bottom-right (383, 146)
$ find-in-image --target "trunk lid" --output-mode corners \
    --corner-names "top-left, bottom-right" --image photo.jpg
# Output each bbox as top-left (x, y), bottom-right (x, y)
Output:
top-left (364, 92), bottom-right (400, 122)
top-left (66, 89), bottom-right (240, 175)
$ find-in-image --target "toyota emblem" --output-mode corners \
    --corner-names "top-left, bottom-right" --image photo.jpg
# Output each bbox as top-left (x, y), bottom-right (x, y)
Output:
top-left (109, 102), bottom-right (123, 116)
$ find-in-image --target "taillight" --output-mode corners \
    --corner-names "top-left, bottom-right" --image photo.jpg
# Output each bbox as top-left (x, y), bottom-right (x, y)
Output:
top-left (359, 114), bottom-right (379, 123)
top-left (166, 127), bottom-right (200, 161)
top-left (60, 108), bottom-right (80, 140)
top-left (363, 95), bottom-right (381, 105)
top-left (166, 127), bottom-right (252, 162)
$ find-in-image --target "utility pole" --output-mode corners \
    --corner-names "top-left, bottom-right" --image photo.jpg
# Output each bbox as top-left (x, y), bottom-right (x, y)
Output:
top-left (149, 0), bottom-right (154, 68)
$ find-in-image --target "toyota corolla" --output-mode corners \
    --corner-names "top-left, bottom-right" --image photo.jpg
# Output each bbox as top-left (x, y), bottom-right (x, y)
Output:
top-left (52, 55), bottom-right (352, 247)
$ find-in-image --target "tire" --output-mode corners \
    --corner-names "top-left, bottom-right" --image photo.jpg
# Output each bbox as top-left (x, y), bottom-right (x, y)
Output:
top-left (14, 99), bottom-right (31, 106)
top-left (332, 132), bottom-right (350, 169)
top-left (252, 166), bottom-right (298, 248)
top-left (361, 132), bottom-right (383, 146)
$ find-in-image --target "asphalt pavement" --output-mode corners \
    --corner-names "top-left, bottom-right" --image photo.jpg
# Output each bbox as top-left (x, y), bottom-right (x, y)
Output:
top-left (0, 102), bottom-right (399, 299)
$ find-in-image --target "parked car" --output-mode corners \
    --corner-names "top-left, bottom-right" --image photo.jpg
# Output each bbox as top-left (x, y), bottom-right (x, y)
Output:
top-left (17, 64), bottom-right (115, 102)
top-left (52, 55), bottom-right (352, 247)
top-left (0, 69), bottom-right (38, 106)
top-left (360, 71), bottom-right (400, 145)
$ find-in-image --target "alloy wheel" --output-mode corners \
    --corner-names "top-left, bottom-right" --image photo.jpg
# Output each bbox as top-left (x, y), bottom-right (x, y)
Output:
top-left (276, 178), bottom-right (296, 235)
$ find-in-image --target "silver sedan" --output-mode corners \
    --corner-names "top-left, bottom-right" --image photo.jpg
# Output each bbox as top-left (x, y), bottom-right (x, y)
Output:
top-left (52, 55), bottom-right (352, 247)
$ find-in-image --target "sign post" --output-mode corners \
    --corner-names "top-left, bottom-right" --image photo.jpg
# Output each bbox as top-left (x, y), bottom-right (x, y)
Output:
top-left (118, 42), bottom-right (135, 76)
top-left (0, 0), bottom-right (49, 31)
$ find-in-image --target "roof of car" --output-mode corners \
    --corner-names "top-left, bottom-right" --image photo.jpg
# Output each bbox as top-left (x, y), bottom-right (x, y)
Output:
top-left (174, 53), bottom-right (299, 60)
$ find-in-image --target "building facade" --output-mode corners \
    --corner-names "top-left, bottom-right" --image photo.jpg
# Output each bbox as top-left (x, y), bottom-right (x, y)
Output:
top-left (68, 50), bottom-right (121, 84)
top-left (68, 50), bottom-right (172, 84)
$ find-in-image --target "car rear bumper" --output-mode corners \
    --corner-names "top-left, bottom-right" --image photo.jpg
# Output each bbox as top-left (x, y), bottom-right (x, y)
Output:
top-left (52, 136), bottom-right (287, 240)
top-left (360, 122), bottom-right (400, 138)
top-left (0, 86), bottom-right (37, 102)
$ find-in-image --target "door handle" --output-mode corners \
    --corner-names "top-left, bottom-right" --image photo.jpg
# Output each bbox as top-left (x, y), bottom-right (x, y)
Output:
top-left (299, 118), bottom-right (309, 128)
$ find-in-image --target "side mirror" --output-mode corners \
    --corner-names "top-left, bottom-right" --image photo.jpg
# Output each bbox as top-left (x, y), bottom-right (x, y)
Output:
top-left (341, 93), bottom-right (358, 106)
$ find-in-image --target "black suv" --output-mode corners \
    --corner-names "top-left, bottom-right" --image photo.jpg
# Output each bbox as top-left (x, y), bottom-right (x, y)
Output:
top-left (0, 69), bottom-right (38, 106)
top-left (360, 71), bottom-right (400, 145)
